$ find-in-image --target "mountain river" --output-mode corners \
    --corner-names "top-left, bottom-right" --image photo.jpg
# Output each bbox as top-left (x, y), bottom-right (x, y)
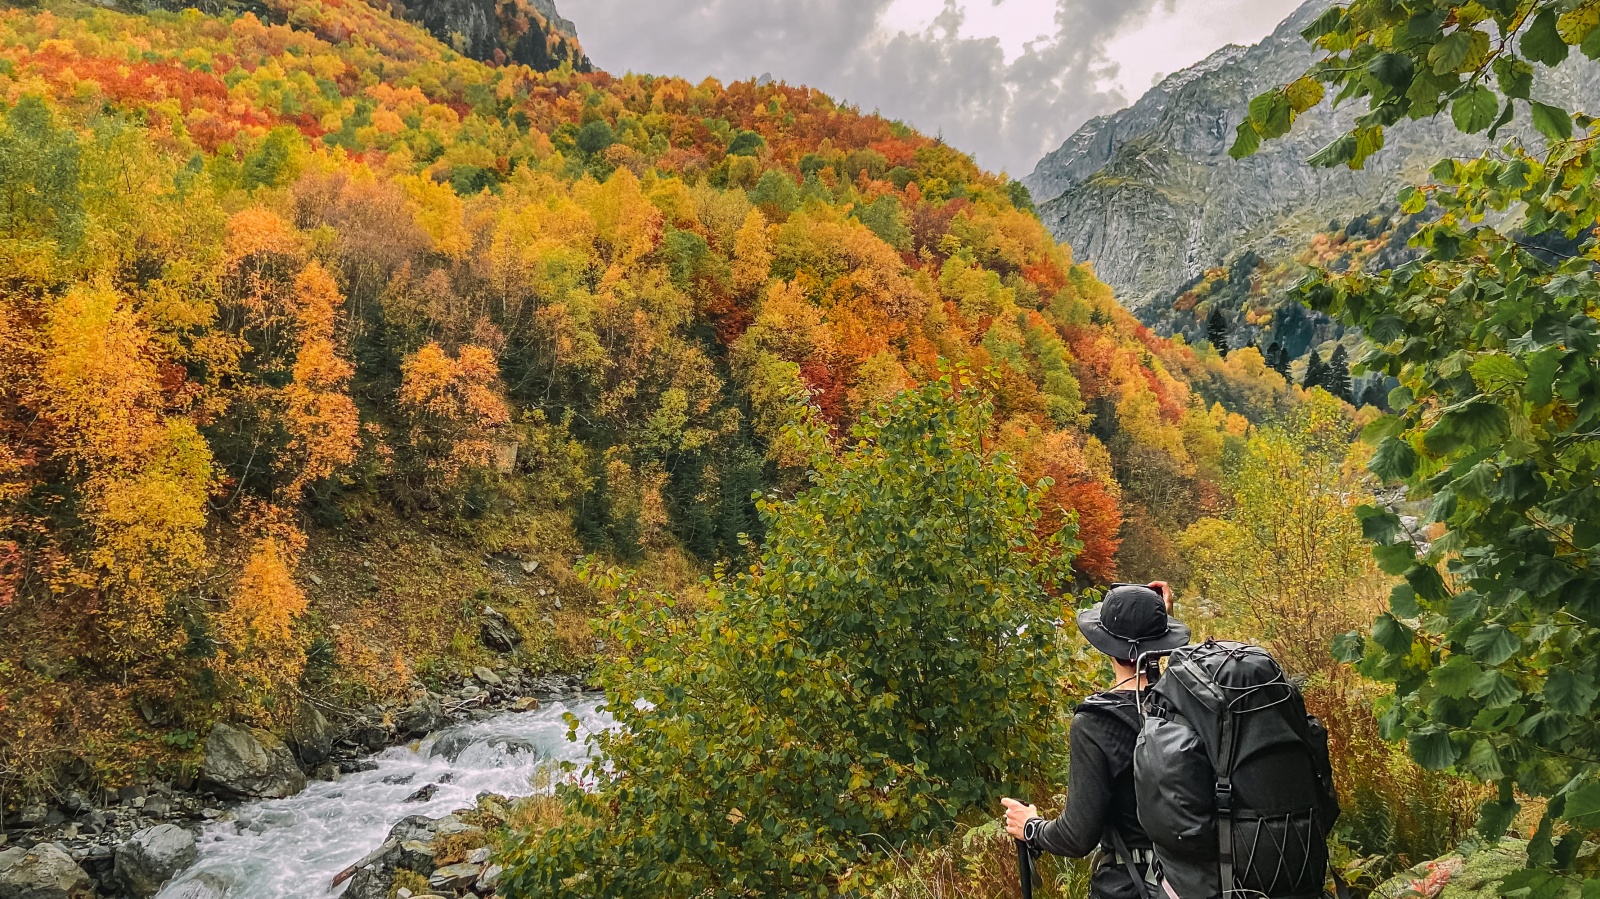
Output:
top-left (153, 697), bottom-right (608, 899)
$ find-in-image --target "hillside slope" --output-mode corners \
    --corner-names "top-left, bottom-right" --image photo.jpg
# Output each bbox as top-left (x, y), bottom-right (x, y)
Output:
top-left (1024, 0), bottom-right (1600, 325)
top-left (0, 0), bottom-right (1296, 800)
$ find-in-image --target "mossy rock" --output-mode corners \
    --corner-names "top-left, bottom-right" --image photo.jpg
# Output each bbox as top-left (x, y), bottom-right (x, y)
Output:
top-left (1373, 841), bottom-right (1581, 899)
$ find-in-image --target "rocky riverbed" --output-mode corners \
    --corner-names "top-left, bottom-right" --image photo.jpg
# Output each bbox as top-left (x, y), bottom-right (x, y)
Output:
top-left (0, 669), bottom-right (600, 899)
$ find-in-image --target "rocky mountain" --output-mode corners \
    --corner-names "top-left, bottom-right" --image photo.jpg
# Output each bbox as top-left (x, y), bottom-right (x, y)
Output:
top-left (129, 0), bottom-right (587, 70)
top-left (386, 0), bottom-right (589, 70)
top-left (1025, 0), bottom-right (1600, 327)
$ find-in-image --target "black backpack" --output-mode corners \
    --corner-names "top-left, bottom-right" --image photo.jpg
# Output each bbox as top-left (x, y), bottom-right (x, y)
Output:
top-left (1132, 640), bottom-right (1341, 899)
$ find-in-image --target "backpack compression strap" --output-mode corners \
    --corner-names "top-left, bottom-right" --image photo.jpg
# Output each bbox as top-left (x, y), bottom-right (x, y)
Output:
top-left (1216, 698), bottom-right (1238, 899)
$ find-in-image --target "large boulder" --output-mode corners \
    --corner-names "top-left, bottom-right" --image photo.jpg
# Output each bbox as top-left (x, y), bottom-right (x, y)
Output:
top-left (0, 843), bottom-right (95, 899)
top-left (395, 696), bottom-right (444, 738)
top-left (200, 723), bottom-right (307, 800)
top-left (339, 815), bottom-right (441, 899)
top-left (114, 824), bottom-right (198, 898)
top-left (429, 863), bottom-right (481, 892)
top-left (286, 703), bottom-right (336, 767)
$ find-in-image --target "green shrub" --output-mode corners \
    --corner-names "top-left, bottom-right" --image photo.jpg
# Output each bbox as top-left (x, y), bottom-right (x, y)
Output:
top-left (500, 376), bottom-right (1087, 897)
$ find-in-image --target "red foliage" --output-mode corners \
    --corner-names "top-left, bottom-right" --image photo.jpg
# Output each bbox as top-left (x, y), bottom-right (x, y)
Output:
top-left (11, 46), bottom-right (281, 151)
top-left (799, 358), bottom-right (849, 425)
top-left (1023, 260), bottom-right (1067, 294)
top-left (1038, 474), bottom-right (1122, 582)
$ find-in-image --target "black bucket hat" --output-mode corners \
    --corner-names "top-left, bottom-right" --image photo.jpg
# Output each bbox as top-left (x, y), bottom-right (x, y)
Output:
top-left (1076, 584), bottom-right (1190, 661)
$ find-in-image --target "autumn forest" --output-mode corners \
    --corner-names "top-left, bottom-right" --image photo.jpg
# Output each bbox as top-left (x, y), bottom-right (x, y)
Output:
top-left (7, 0), bottom-right (1598, 896)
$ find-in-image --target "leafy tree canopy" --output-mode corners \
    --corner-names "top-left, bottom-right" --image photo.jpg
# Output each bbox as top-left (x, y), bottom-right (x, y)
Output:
top-left (1238, 0), bottom-right (1600, 884)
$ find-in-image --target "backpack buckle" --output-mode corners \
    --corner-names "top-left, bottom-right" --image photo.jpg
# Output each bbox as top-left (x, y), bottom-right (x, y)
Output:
top-left (1214, 781), bottom-right (1233, 814)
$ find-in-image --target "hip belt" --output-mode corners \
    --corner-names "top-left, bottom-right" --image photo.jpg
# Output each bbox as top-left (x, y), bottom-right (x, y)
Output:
top-left (1094, 845), bottom-right (1159, 882)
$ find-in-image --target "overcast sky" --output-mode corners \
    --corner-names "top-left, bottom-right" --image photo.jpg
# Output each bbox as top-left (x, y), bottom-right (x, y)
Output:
top-left (561, 0), bottom-right (1308, 177)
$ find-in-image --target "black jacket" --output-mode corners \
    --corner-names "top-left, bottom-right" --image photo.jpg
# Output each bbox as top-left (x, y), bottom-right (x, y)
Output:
top-left (1026, 690), bottom-right (1150, 899)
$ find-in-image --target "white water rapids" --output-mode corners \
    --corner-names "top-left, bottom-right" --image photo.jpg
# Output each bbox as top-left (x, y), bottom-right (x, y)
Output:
top-left (154, 697), bottom-right (608, 899)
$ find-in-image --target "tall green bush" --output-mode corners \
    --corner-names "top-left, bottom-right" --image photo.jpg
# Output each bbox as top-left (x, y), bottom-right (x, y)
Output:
top-left (500, 376), bottom-right (1086, 897)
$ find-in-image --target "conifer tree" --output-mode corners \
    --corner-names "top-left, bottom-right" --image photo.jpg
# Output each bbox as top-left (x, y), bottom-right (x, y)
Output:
top-left (1327, 344), bottom-right (1352, 401)
top-left (1353, 379), bottom-right (1384, 410)
top-left (1266, 341), bottom-right (1290, 378)
top-left (1302, 349), bottom-right (1327, 391)
top-left (1206, 309), bottom-right (1230, 357)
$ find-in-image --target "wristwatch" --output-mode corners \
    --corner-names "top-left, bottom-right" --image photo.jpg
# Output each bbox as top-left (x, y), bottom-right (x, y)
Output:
top-left (1022, 816), bottom-right (1047, 845)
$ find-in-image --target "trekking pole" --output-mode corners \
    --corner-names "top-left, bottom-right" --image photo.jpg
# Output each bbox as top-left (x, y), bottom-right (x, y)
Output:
top-left (1015, 837), bottom-right (1034, 899)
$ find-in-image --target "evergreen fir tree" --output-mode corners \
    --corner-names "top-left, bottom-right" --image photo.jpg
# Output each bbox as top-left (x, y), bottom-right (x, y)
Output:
top-left (1354, 379), bottom-right (1382, 409)
top-left (1207, 309), bottom-right (1230, 357)
top-left (1302, 350), bottom-right (1328, 391)
top-left (1266, 341), bottom-right (1290, 378)
top-left (1328, 345), bottom-right (1353, 401)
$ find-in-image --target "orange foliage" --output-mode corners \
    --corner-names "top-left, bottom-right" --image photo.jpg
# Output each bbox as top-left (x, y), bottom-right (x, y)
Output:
top-left (281, 262), bottom-right (359, 497)
top-left (217, 510), bottom-right (310, 721)
top-left (398, 342), bottom-right (512, 479)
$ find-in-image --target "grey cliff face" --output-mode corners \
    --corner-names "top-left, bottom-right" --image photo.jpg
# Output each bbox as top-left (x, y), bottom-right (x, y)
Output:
top-left (386, 0), bottom-right (588, 71)
top-left (1024, 0), bottom-right (1600, 325)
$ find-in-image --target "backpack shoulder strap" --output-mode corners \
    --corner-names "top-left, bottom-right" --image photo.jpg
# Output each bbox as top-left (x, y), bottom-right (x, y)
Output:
top-left (1108, 826), bottom-right (1156, 899)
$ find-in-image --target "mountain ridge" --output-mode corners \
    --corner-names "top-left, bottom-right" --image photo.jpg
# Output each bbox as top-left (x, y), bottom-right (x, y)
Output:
top-left (1024, 0), bottom-right (1600, 326)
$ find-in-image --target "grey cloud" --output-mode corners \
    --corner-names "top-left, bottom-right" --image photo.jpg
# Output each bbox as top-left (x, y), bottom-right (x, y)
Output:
top-left (562, 0), bottom-right (1173, 175)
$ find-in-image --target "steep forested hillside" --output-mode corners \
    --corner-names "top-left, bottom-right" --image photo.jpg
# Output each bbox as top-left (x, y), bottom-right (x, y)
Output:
top-left (0, 0), bottom-right (1297, 797)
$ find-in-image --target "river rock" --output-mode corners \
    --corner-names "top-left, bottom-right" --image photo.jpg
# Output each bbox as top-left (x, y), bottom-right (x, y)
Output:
top-left (471, 666), bottom-right (502, 686)
top-left (142, 794), bottom-right (172, 819)
top-left (0, 842), bottom-right (96, 899)
top-left (114, 824), bottom-right (198, 899)
top-left (476, 863), bottom-right (503, 893)
top-left (352, 723), bottom-right (391, 752)
top-left (403, 784), bottom-right (438, 803)
top-left (511, 696), bottom-right (540, 712)
top-left (428, 863), bottom-right (481, 892)
top-left (396, 696), bottom-right (445, 738)
top-left (287, 703), bottom-right (336, 767)
top-left (200, 723), bottom-right (307, 800)
top-left (479, 611), bottom-right (521, 653)
top-left (428, 731), bottom-right (535, 762)
top-left (157, 871), bottom-right (231, 899)
top-left (397, 840), bottom-right (436, 870)
top-left (340, 816), bottom-right (441, 899)
top-left (388, 815), bottom-right (440, 846)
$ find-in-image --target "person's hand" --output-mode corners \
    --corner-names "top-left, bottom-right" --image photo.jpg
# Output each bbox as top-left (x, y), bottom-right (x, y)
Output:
top-left (1148, 580), bottom-right (1173, 612)
top-left (1001, 797), bottom-right (1038, 840)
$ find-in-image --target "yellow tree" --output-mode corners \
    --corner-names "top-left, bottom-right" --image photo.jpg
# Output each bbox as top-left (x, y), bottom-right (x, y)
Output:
top-left (398, 341), bottom-right (512, 481)
top-left (280, 261), bottom-right (359, 499)
top-left (34, 283), bottom-right (213, 668)
top-left (730, 208), bottom-right (772, 296)
top-left (1177, 391), bottom-right (1370, 675)
top-left (217, 509), bottom-right (309, 722)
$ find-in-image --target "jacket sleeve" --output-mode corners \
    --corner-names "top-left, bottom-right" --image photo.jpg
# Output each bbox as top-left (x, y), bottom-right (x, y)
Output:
top-left (1027, 712), bottom-right (1111, 858)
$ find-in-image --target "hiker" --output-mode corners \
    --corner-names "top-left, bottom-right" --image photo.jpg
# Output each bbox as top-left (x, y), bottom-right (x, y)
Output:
top-left (1001, 582), bottom-right (1188, 899)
